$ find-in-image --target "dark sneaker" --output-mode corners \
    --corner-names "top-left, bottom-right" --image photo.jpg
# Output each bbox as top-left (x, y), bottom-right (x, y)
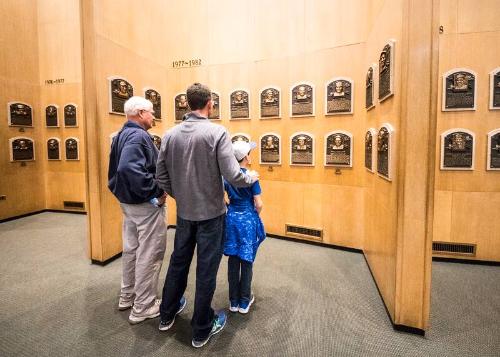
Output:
top-left (238, 295), bottom-right (255, 314)
top-left (229, 300), bottom-right (239, 313)
top-left (158, 296), bottom-right (187, 331)
top-left (191, 311), bottom-right (227, 348)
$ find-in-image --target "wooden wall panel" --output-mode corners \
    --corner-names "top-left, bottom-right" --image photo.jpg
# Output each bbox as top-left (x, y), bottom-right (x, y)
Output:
top-left (0, 0), bottom-right (45, 220)
top-left (434, 5), bottom-right (500, 261)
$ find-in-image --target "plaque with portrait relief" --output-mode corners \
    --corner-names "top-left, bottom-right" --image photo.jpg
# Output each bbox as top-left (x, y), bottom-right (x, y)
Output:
top-left (291, 84), bottom-right (314, 117)
top-left (64, 104), bottom-right (77, 127)
top-left (230, 90), bottom-right (250, 119)
top-left (10, 137), bottom-right (35, 162)
top-left (325, 132), bottom-right (352, 167)
top-left (366, 66), bottom-right (375, 110)
top-left (209, 92), bottom-right (221, 120)
top-left (487, 129), bottom-right (500, 170)
top-left (260, 133), bottom-right (281, 165)
top-left (47, 138), bottom-right (60, 160)
top-left (378, 41), bottom-right (395, 102)
top-left (151, 134), bottom-right (162, 150)
top-left (109, 78), bottom-right (133, 115)
top-left (326, 79), bottom-right (353, 115)
top-left (8, 102), bottom-right (33, 127)
top-left (365, 129), bottom-right (376, 172)
top-left (377, 124), bottom-right (394, 180)
top-left (46, 105), bottom-right (58, 127)
top-left (231, 133), bottom-right (250, 144)
top-left (440, 129), bottom-right (474, 170)
top-left (290, 133), bottom-right (314, 166)
top-left (489, 68), bottom-right (500, 110)
top-left (260, 87), bottom-right (280, 118)
top-left (175, 93), bottom-right (190, 122)
top-left (443, 69), bottom-right (476, 111)
top-left (145, 89), bottom-right (162, 120)
top-left (65, 138), bottom-right (79, 161)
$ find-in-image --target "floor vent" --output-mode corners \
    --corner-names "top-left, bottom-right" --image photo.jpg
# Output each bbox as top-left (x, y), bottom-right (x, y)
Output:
top-left (63, 201), bottom-right (85, 210)
top-left (285, 224), bottom-right (323, 242)
top-left (433, 241), bottom-right (476, 257)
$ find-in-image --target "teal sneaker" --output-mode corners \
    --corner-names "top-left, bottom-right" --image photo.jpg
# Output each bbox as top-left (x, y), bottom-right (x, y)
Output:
top-left (191, 311), bottom-right (227, 348)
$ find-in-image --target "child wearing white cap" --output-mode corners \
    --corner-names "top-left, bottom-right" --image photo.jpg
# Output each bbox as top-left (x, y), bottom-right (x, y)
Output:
top-left (224, 140), bottom-right (266, 314)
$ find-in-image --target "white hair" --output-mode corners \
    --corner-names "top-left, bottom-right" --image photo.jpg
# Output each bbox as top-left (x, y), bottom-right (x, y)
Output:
top-left (124, 96), bottom-right (153, 116)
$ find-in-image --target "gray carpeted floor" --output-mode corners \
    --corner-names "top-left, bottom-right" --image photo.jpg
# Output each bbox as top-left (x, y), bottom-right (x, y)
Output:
top-left (0, 212), bottom-right (499, 357)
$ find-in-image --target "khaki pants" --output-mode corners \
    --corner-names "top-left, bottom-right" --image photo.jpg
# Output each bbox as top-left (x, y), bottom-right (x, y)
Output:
top-left (120, 202), bottom-right (167, 312)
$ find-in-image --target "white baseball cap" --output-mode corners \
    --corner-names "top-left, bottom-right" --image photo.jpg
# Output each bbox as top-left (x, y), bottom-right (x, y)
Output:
top-left (232, 140), bottom-right (256, 161)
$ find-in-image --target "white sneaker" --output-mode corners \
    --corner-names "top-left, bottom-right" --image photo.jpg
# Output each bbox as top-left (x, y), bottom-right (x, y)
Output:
top-left (128, 299), bottom-right (161, 324)
top-left (118, 297), bottom-right (134, 311)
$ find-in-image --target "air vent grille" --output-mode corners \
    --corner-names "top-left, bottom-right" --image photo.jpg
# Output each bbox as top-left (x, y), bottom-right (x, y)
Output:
top-left (63, 201), bottom-right (85, 210)
top-left (285, 224), bottom-right (323, 242)
top-left (433, 241), bottom-right (476, 256)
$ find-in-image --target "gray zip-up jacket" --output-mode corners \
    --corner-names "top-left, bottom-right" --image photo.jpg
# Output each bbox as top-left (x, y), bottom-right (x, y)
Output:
top-left (156, 112), bottom-right (255, 221)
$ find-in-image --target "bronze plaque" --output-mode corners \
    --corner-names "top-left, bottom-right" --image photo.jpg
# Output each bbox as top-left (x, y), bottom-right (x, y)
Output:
top-left (366, 67), bottom-right (374, 109)
top-left (65, 138), bottom-right (79, 160)
top-left (47, 139), bottom-right (60, 160)
top-left (291, 134), bottom-right (313, 165)
top-left (325, 133), bottom-right (351, 166)
top-left (230, 90), bottom-right (249, 119)
top-left (209, 92), bottom-right (220, 120)
top-left (9, 103), bottom-right (33, 126)
top-left (11, 138), bottom-right (34, 161)
top-left (491, 71), bottom-right (500, 109)
top-left (231, 134), bottom-right (250, 143)
top-left (377, 127), bottom-right (390, 178)
top-left (152, 135), bottom-right (161, 150)
top-left (291, 84), bottom-right (313, 116)
top-left (260, 88), bottom-right (280, 118)
top-left (365, 130), bottom-right (373, 171)
top-left (175, 93), bottom-right (190, 122)
top-left (442, 131), bottom-right (473, 169)
top-left (489, 132), bottom-right (500, 169)
top-left (46, 105), bottom-right (58, 127)
top-left (110, 78), bottom-right (133, 114)
top-left (379, 44), bottom-right (393, 101)
top-left (326, 80), bottom-right (352, 114)
top-left (260, 134), bottom-right (280, 164)
top-left (64, 104), bottom-right (77, 126)
top-left (444, 71), bottom-right (475, 110)
top-left (145, 89), bottom-right (162, 120)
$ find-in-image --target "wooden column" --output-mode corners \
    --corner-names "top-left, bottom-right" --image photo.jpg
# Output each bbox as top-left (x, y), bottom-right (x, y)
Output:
top-left (394, 0), bottom-right (439, 330)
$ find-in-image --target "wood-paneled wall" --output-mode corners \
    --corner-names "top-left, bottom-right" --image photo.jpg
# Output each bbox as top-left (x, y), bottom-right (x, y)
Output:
top-left (433, 0), bottom-right (500, 261)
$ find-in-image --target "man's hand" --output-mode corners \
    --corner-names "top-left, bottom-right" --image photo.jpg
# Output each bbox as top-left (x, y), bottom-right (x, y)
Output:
top-left (157, 192), bottom-right (168, 206)
top-left (247, 170), bottom-right (260, 182)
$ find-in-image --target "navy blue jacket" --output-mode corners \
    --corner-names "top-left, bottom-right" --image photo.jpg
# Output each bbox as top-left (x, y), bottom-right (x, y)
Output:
top-left (108, 121), bottom-right (163, 204)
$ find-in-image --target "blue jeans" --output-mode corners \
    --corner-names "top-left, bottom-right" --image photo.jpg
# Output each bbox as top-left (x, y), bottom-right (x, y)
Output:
top-left (228, 255), bottom-right (253, 304)
top-left (159, 214), bottom-right (225, 340)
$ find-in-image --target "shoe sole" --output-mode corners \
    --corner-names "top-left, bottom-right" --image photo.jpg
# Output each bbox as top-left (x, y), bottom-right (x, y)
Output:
top-left (128, 311), bottom-right (160, 324)
top-left (191, 317), bottom-right (227, 348)
top-left (118, 304), bottom-right (133, 311)
top-left (159, 299), bottom-right (188, 331)
top-left (238, 296), bottom-right (255, 314)
top-left (229, 306), bottom-right (238, 313)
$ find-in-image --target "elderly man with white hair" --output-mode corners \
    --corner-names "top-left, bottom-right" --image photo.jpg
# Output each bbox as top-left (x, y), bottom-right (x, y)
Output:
top-left (108, 96), bottom-right (186, 324)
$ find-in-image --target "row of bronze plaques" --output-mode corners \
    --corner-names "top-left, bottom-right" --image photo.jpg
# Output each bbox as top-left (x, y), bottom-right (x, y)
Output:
top-left (7, 103), bottom-right (78, 127)
top-left (9, 137), bottom-right (80, 162)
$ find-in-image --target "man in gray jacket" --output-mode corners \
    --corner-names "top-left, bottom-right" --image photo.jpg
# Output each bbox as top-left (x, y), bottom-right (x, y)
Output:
top-left (156, 83), bottom-right (258, 348)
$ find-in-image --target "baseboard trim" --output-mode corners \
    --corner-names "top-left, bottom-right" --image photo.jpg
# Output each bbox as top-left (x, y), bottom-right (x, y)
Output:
top-left (362, 254), bottom-right (425, 336)
top-left (91, 252), bottom-right (122, 266)
top-left (266, 233), bottom-right (363, 254)
top-left (0, 210), bottom-right (46, 223)
top-left (433, 256), bottom-right (500, 266)
top-left (0, 209), bottom-right (87, 223)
